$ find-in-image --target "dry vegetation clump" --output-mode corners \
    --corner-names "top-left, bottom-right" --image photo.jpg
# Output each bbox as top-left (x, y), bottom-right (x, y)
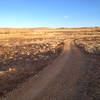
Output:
top-left (0, 39), bottom-right (64, 96)
top-left (74, 37), bottom-right (100, 54)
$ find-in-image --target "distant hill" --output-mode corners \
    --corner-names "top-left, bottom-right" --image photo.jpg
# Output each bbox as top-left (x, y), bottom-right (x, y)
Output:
top-left (33, 27), bottom-right (56, 30)
top-left (0, 27), bottom-right (100, 34)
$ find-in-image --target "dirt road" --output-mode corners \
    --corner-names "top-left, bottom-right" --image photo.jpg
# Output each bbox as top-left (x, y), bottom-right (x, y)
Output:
top-left (0, 39), bottom-right (87, 100)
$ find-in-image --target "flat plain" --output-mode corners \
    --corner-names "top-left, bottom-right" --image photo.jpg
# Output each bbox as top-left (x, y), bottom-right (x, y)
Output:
top-left (0, 27), bottom-right (100, 100)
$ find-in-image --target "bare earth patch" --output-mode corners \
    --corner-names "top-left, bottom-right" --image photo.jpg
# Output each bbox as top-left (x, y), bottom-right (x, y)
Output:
top-left (74, 38), bottom-right (100, 100)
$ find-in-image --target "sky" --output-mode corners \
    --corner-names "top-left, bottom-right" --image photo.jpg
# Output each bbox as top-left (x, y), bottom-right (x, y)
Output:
top-left (0, 0), bottom-right (100, 28)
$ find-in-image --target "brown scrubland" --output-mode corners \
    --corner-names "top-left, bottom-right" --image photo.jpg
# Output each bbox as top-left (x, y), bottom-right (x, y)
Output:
top-left (0, 27), bottom-right (100, 98)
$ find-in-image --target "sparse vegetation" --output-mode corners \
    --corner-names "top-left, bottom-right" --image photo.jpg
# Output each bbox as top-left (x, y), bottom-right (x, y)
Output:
top-left (74, 37), bottom-right (100, 100)
top-left (0, 41), bottom-right (64, 96)
top-left (0, 29), bottom-right (66, 96)
top-left (0, 27), bottom-right (100, 98)
top-left (74, 37), bottom-right (100, 54)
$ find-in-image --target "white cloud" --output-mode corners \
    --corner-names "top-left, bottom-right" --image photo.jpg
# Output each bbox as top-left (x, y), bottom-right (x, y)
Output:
top-left (64, 16), bottom-right (69, 19)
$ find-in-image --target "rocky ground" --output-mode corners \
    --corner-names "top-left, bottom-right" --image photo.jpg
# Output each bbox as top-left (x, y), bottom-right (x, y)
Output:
top-left (74, 38), bottom-right (100, 100)
top-left (0, 39), bottom-right (64, 96)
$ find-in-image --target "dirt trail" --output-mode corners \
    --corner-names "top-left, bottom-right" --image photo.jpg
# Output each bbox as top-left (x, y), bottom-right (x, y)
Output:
top-left (0, 39), bottom-right (87, 100)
